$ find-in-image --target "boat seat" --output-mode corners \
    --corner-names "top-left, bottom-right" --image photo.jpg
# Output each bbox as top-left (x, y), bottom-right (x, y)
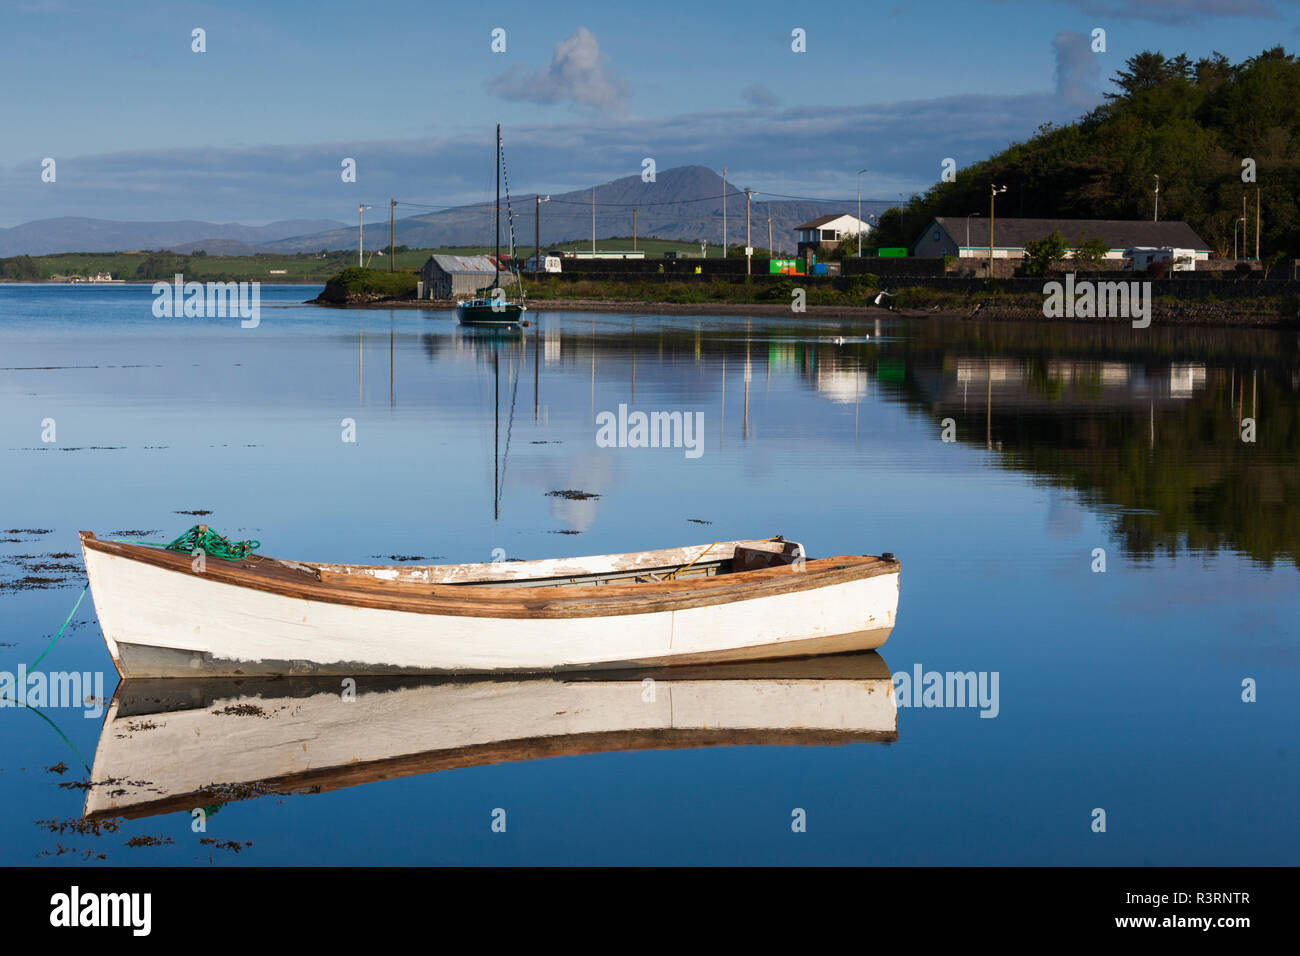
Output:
top-left (731, 544), bottom-right (800, 573)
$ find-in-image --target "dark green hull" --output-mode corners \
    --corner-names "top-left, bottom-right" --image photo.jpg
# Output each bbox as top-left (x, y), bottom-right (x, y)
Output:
top-left (456, 301), bottom-right (525, 325)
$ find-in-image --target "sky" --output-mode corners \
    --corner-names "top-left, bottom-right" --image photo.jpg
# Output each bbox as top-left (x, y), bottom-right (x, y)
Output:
top-left (1, 0), bottom-right (1298, 226)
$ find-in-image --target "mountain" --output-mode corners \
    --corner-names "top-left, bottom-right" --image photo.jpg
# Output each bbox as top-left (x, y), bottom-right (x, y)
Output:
top-left (0, 218), bottom-right (346, 257)
top-left (257, 167), bottom-right (896, 256)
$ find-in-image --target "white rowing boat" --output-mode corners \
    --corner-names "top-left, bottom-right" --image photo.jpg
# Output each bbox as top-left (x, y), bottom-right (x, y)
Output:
top-left (83, 654), bottom-right (898, 820)
top-left (79, 532), bottom-right (899, 678)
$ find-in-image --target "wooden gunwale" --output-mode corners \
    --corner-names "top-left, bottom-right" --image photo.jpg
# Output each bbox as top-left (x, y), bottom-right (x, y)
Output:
top-left (79, 533), bottom-right (896, 620)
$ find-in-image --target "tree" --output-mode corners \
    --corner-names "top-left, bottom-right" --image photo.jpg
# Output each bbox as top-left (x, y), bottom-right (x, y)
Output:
top-left (864, 47), bottom-right (1300, 263)
top-left (864, 208), bottom-right (906, 249)
top-left (1108, 51), bottom-right (1174, 99)
top-left (1262, 249), bottom-right (1287, 279)
top-left (1072, 233), bottom-right (1110, 272)
top-left (1022, 231), bottom-right (1068, 277)
top-left (0, 255), bottom-right (41, 280)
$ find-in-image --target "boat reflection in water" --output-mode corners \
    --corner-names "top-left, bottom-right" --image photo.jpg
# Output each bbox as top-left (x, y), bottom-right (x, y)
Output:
top-left (84, 652), bottom-right (896, 821)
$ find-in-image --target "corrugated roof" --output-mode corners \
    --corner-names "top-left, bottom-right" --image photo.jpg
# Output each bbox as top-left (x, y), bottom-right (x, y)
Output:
top-left (425, 254), bottom-right (500, 274)
top-left (931, 217), bottom-right (1210, 251)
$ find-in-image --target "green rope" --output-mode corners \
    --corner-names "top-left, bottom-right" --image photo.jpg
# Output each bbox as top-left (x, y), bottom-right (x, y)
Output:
top-left (0, 697), bottom-right (93, 773)
top-left (164, 525), bottom-right (260, 562)
top-left (0, 583), bottom-right (88, 698)
top-left (0, 583), bottom-right (94, 772)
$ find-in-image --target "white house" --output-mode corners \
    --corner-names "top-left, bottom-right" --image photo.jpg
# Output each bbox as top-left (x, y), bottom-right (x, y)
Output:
top-left (794, 214), bottom-right (874, 255)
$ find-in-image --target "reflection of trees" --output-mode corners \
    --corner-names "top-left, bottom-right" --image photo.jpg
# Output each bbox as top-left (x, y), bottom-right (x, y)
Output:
top-left (421, 314), bottom-right (1300, 567)
top-left (879, 321), bottom-right (1300, 569)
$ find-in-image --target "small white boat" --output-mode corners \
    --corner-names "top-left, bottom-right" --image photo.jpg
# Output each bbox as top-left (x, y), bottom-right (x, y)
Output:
top-left (79, 532), bottom-right (900, 678)
top-left (84, 654), bottom-right (898, 820)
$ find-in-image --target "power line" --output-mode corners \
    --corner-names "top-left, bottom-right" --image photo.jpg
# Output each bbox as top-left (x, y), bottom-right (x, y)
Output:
top-left (384, 191), bottom-right (901, 212)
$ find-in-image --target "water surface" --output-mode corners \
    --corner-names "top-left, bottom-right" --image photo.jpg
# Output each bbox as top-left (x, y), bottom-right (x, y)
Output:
top-left (1, 284), bottom-right (1296, 865)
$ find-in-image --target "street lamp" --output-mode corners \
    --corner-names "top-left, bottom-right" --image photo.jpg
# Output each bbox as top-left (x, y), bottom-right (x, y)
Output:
top-left (966, 212), bottom-right (981, 252)
top-left (857, 167), bottom-right (868, 256)
top-left (1153, 175), bottom-right (1160, 222)
top-left (358, 203), bottom-right (373, 268)
top-left (1234, 217), bottom-right (1244, 261)
top-left (988, 185), bottom-right (1006, 278)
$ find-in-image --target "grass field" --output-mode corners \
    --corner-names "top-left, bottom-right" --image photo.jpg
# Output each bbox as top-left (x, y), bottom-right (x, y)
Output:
top-left (0, 237), bottom-right (731, 283)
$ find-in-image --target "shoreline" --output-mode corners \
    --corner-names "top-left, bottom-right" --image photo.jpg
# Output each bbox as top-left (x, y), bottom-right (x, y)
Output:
top-left (307, 295), bottom-right (1300, 328)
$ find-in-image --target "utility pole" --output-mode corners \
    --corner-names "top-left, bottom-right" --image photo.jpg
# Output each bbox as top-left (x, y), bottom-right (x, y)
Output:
top-left (857, 168), bottom-right (868, 256)
top-left (745, 188), bottom-right (752, 275)
top-left (356, 202), bottom-right (371, 269)
top-left (722, 167), bottom-right (727, 258)
top-left (768, 216), bottom-right (773, 259)
top-left (534, 195), bottom-right (549, 273)
top-left (389, 199), bottom-right (396, 272)
top-left (988, 185), bottom-right (1006, 279)
top-left (591, 186), bottom-right (596, 254)
top-left (632, 207), bottom-right (637, 252)
top-left (1153, 174), bottom-right (1160, 222)
top-left (1256, 186), bottom-right (1261, 260)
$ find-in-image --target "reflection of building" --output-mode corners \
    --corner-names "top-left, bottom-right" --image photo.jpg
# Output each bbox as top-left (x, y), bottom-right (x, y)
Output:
top-left (926, 356), bottom-right (1209, 411)
top-left (1169, 363), bottom-right (1207, 397)
top-left (1045, 360), bottom-right (1133, 387)
top-left (815, 366), bottom-right (871, 404)
top-left (956, 357), bottom-right (1020, 384)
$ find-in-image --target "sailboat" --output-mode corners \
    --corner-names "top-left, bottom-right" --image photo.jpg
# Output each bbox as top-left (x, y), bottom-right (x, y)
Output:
top-left (456, 124), bottom-right (526, 327)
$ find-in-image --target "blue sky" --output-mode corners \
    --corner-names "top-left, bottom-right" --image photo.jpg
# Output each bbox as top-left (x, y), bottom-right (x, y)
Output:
top-left (1, 0), bottom-right (1297, 226)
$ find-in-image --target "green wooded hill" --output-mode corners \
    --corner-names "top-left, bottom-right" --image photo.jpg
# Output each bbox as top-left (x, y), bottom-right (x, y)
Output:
top-left (872, 47), bottom-right (1300, 262)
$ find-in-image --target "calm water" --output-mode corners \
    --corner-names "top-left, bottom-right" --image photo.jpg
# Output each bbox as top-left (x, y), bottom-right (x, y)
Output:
top-left (1, 283), bottom-right (1296, 865)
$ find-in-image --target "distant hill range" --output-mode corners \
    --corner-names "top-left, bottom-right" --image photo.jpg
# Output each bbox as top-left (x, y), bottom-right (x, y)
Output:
top-left (0, 218), bottom-right (346, 257)
top-left (0, 167), bottom-right (896, 258)
top-left (261, 166), bottom-right (896, 256)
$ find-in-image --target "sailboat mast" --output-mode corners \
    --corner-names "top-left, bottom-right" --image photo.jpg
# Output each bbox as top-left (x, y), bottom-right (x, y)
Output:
top-left (495, 124), bottom-right (501, 279)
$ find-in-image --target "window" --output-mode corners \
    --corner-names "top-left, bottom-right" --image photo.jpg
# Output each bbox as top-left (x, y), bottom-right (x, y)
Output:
top-left (933, 230), bottom-right (941, 241)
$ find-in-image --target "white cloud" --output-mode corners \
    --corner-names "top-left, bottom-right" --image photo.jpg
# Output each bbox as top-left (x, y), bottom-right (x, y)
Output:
top-left (742, 84), bottom-right (782, 108)
top-left (1052, 30), bottom-right (1102, 107)
top-left (486, 27), bottom-right (626, 112)
top-left (0, 36), bottom-right (1104, 226)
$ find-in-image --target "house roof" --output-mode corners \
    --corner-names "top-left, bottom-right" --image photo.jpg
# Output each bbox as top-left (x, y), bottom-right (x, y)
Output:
top-left (929, 217), bottom-right (1210, 251)
top-left (424, 254), bottom-right (500, 274)
top-left (795, 213), bottom-right (870, 231)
